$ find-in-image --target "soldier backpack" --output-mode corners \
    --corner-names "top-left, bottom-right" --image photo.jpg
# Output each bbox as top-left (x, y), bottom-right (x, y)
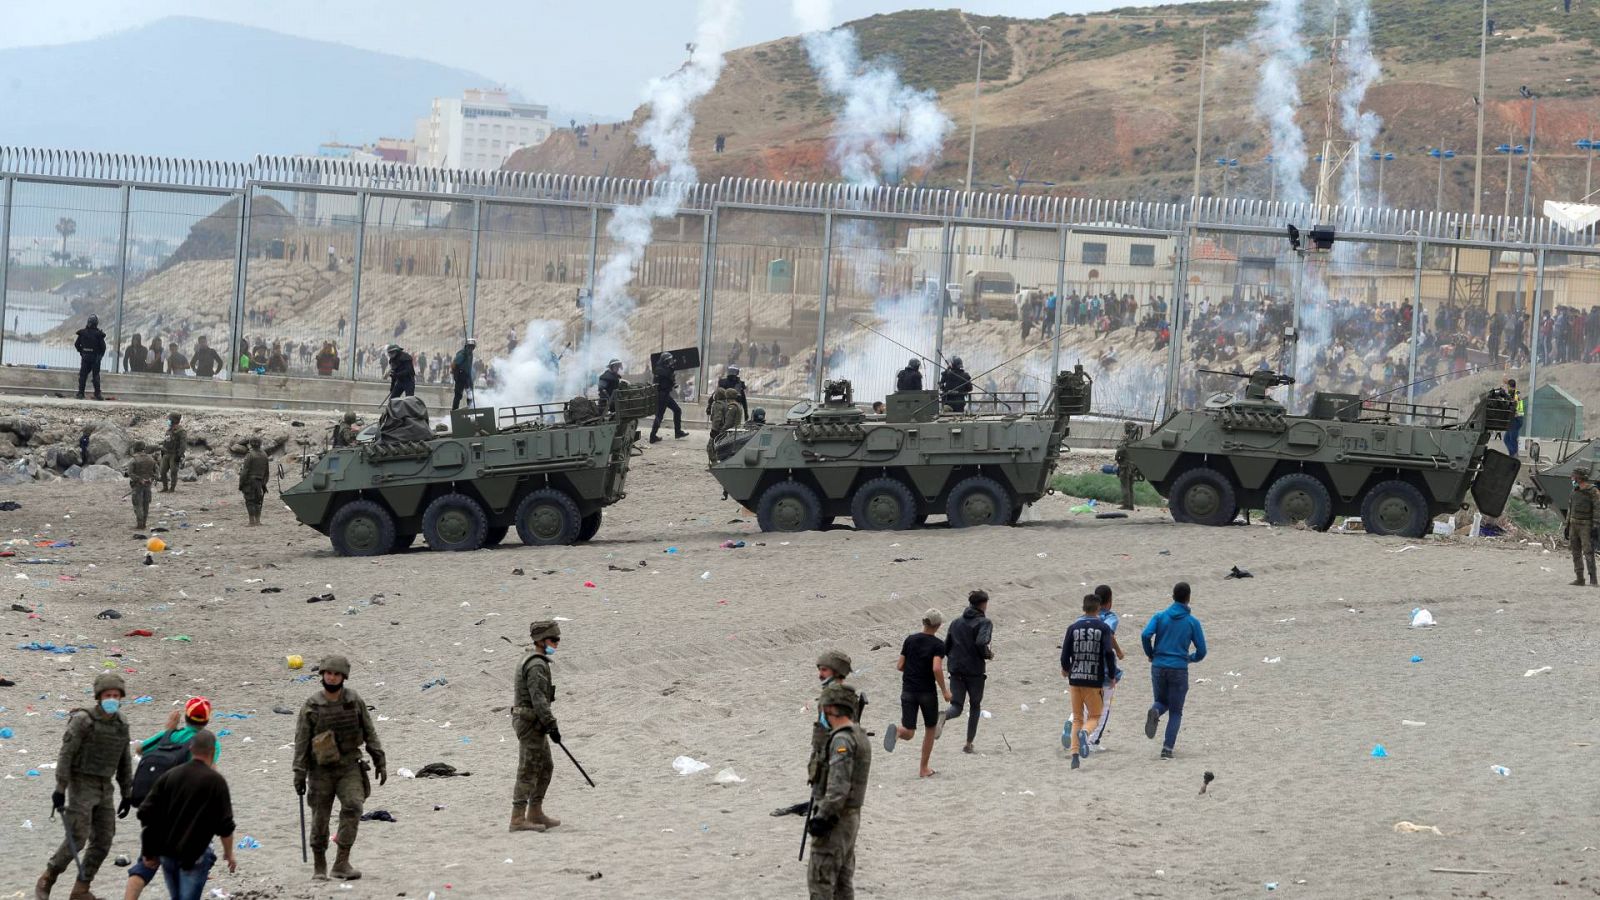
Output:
top-left (130, 732), bottom-right (193, 806)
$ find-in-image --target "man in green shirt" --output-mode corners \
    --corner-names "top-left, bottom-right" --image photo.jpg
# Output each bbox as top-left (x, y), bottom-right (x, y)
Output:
top-left (124, 698), bottom-right (214, 900)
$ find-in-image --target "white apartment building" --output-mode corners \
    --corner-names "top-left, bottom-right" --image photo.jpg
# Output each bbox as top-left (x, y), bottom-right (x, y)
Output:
top-left (415, 88), bottom-right (554, 170)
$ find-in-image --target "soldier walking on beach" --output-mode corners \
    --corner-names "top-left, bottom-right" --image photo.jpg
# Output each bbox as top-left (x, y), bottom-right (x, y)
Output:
top-left (807, 682), bottom-right (871, 900)
top-left (1115, 422), bottom-right (1141, 510)
top-left (511, 620), bottom-right (564, 833)
top-left (125, 443), bottom-right (157, 530)
top-left (239, 438), bottom-right (269, 526)
top-left (293, 655), bottom-right (385, 881)
top-left (35, 673), bottom-right (133, 900)
top-left (1567, 467), bottom-right (1600, 586)
top-left (158, 413), bottom-right (185, 493)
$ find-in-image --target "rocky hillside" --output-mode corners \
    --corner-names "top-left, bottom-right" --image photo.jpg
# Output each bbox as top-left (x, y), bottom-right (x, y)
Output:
top-left (509, 1), bottom-right (1600, 211)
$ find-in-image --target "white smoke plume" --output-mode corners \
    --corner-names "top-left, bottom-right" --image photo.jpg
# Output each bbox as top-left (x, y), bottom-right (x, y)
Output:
top-left (1337, 0), bottom-right (1382, 210)
top-left (478, 0), bottom-right (741, 411)
top-left (1253, 0), bottom-right (1312, 205)
top-left (793, 0), bottom-right (952, 187)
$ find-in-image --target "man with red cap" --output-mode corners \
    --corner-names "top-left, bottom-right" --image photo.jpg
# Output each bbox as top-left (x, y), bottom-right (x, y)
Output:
top-left (122, 698), bottom-right (215, 900)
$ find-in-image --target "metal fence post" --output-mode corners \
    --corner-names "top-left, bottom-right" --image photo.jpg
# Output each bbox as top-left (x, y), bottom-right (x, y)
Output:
top-left (1287, 250), bottom-right (1306, 412)
top-left (1163, 229), bottom-right (1190, 418)
top-left (112, 184), bottom-right (132, 374)
top-left (1049, 226), bottom-right (1069, 380)
top-left (0, 177), bottom-right (12, 364)
top-left (585, 206), bottom-right (600, 347)
top-left (1406, 239), bottom-right (1424, 408)
top-left (932, 220), bottom-right (954, 382)
top-left (226, 188), bottom-right (253, 382)
top-left (348, 190), bottom-right (368, 382)
top-left (1526, 247), bottom-right (1546, 438)
top-left (467, 198), bottom-right (482, 340)
top-left (813, 212), bottom-right (833, 401)
top-left (695, 210), bottom-right (718, 398)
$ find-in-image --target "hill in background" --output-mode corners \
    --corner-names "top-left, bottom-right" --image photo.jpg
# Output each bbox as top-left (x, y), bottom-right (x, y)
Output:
top-left (511, 0), bottom-right (1600, 211)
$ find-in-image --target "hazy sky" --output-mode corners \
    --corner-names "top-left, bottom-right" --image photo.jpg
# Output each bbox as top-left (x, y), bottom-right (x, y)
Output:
top-left (0, 0), bottom-right (1201, 116)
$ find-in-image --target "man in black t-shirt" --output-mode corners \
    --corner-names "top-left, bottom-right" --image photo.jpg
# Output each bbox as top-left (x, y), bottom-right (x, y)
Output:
top-left (885, 609), bottom-right (950, 778)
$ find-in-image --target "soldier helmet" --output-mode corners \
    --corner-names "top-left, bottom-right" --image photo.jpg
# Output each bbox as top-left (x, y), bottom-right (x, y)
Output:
top-left (1576, 467), bottom-right (1591, 482)
top-left (87, 314), bottom-right (99, 327)
top-left (818, 682), bottom-right (860, 714)
top-left (385, 344), bottom-right (401, 355)
top-left (951, 357), bottom-right (964, 368)
top-left (661, 351), bottom-right (675, 364)
top-left (465, 338), bottom-right (477, 347)
top-left (727, 364), bottom-right (740, 376)
top-left (129, 440), bottom-right (144, 454)
top-left (343, 411), bottom-right (357, 424)
top-left (93, 673), bottom-right (126, 698)
top-left (318, 655), bottom-right (351, 676)
top-left (816, 650), bottom-right (852, 678)
top-left (1124, 421), bottom-right (1139, 435)
top-left (607, 358), bottom-right (622, 369)
top-left (750, 408), bottom-right (767, 424)
top-left (248, 437), bottom-right (262, 449)
top-left (907, 358), bottom-right (920, 370)
top-left (528, 619), bottom-right (562, 642)
top-left (169, 412), bottom-right (182, 423)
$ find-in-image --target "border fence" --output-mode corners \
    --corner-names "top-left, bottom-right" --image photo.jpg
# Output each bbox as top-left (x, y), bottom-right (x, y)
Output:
top-left (4, 145), bottom-right (1598, 429)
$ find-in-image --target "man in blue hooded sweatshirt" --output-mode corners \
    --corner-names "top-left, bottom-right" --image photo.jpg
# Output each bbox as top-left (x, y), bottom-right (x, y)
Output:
top-left (1140, 582), bottom-right (1206, 759)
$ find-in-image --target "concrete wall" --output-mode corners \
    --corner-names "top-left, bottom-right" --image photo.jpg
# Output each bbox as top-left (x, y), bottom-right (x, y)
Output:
top-left (0, 367), bottom-right (456, 413)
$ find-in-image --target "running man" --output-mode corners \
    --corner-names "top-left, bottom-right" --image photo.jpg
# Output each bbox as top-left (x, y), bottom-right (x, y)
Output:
top-left (884, 610), bottom-right (950, 778)
top-left (1088, 585), bottom-right (1126, 749)
top-left (1062, 594), bottom-right (1118, 769)
top-left (1141, 582), bottom-right (1207, 760)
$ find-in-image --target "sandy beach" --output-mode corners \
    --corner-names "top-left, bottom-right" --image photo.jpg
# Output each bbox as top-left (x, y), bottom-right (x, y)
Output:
top-left (1, 405), bottom-right (1596, 899)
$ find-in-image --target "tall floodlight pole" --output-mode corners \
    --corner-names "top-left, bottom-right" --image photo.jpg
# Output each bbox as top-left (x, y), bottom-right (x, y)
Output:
top-left (962, 26), bottom-right (991, 195)
top-left (1472, 0), bottom-right (1489, 217)
top-left (1192, 26), bottom-right (1210, 200)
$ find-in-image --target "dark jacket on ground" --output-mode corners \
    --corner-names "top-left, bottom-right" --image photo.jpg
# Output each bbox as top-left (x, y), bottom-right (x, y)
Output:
top-left (944, 605), bottom-right (993, 677)
top-left (137, 759), bottom-right (234, 868)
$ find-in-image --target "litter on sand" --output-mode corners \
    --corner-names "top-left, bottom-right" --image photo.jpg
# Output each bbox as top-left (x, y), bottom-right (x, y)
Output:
top-left (1524, 666), bottom-right (1553, 677)
top-left (672, 756), bottom-right (710, 776)
top-left (1226, 566), bottom-right (1253, 579)
top-left (1393, 821), bottom-right (1444, 835)
top-left (1489, 765), bottom-right (1511, 777)
top-left (1409, 608), bottom-right (1436, 628)
top-left (712, 768), bottom-right (746, 784)
top-left (1370, 744), bottom-right (1389, 758)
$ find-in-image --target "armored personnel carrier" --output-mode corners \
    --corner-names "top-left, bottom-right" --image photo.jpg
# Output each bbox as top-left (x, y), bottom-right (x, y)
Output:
top-left (706, 369), bottom-right (1093, 532)
top-left (1121, 370), bottom-right (1519, 538)
top-left (281, 387), bottom-right (656, 556)
top-left (1525, 438), bottom-right (1600, 515)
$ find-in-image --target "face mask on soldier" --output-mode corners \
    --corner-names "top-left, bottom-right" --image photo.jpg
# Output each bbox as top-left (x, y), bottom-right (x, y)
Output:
top-left (543, 645), bottom-right (556, 658)
top-left (100, 697), bottom-right (121, 715)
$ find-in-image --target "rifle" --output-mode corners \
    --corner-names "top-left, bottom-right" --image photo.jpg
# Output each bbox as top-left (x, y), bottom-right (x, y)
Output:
top-left (799, 797), bottom-right (813, 862)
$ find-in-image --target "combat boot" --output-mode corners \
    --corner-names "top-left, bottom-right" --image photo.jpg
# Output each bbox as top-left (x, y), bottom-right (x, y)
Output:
top-left (509, 802), bottom-right (544, 832)
top-left (528, 802), bottom-right (561, 829)
top-left (33, 870), bottom-right (55, 900)
top-left (67, 881), bottom-right (98, 900)
top-left (312, 848), bottom-right (328, 881)
top-left (330, 846), bottom-right (362, 881)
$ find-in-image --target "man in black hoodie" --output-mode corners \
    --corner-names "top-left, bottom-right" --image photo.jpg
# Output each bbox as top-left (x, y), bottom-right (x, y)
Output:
top-left (942, 590), bottom-right (993, 753)
top-left (75, 315), bottom-right (107, 400)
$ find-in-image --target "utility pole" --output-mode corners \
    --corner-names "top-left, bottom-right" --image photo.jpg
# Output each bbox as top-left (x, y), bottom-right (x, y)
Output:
top-left (1191, 26), bottom-right (1209, 200)
top-left (1472, 0), bottom-right (1489, 217)
top-left (962, 26), bottom-right (991, 195)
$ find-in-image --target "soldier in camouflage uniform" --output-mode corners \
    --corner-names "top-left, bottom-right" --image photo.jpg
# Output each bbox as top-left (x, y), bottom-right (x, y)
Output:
top-left (1115, 421), bottom-right (1142, 511)
top-left (770, 650), bottom-right (860, 818)
top-left (807, 682), bottom-right (871, 900)
top-left (125, 442), bottom-right (157, 530)
top-left (239, 437), bottom-right (269, 526)
top-left (35, 673), bottom-right (133, 900)
top-left (331, 412), bottom-right (359, 448)
top-left (510, 620), bottom-right (563, 833)
top-left (157, 413), bottom-right (185, 493)
top-left (1568, 467), bottom-right (1600, 586)
top-left (293, 655), bottom-right (385, 881)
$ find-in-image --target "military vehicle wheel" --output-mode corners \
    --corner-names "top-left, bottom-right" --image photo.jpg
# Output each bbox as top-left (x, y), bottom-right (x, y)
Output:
top-left (1264, 473), bottom-right (1334, 531)
top-left (422, 492), bottom-right (489, 551)
top-left (850, 477), bottom-right (918, 530)
top-left (1360, 480), bottom-right (1430, 537)
top-left (577, 510), bottom-right (602, 542)
top-left (1169, 467), bottom-right (1238, 527)
top-left (946, 475), bottom-right (1014, 528)
top-left (329, 499), bottom-right (397, 557)
top-left (515, 488), bottom-right (581, 545)
top-left (483, 526), bottom-right (509, 547)
top-left (757, 481), bottom-right (824, 532)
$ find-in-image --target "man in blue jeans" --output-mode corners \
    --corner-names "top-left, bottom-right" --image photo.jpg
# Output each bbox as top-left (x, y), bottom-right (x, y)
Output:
top-left (1140, 582), bottom-right (1207, 759)
top-left (136, 731), bottom-right (236, 900)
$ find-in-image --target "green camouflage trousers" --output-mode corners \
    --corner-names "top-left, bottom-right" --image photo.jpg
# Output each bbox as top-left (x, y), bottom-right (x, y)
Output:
top-left (46, 776), bottom-right (116, 883)
top-left (131, 483), bottom-right (152, 527)
top-left (513, 729), bottom-right (553, 805)
top-left (159, 453), bottom-right (183, 490)
top-left (243, 484), bottom-right (265, 519)
top-left (807, 808), bottom-right (860, 900)
top-left (306, 764), bottom-right (367, 850)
